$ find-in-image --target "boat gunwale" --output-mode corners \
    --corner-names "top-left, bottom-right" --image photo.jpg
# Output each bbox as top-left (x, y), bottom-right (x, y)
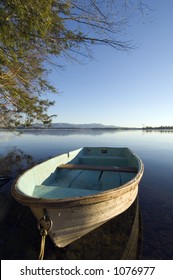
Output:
top-left (11, 154), bottom-right (144, 208)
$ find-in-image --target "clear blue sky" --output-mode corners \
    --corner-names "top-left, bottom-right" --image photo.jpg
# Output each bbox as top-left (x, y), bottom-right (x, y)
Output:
top-left (47, 0), bottom-right (173, 128)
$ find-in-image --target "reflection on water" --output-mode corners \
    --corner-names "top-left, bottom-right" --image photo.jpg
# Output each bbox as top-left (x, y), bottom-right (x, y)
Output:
top-left (0, 129), bottom-right (173, 259)
top-left (0, 128), bottom-right (122, 137)
top-left (143, 129), bottom-right (173, 133)
top-left (0, 149), bottom-right (34, 191)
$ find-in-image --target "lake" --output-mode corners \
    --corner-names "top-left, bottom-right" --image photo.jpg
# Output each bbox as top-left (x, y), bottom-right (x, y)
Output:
top-left (0, 129), bottom-right (173, 260)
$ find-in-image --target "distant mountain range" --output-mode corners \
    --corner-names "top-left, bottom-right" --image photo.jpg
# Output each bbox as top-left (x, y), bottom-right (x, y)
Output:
top-left (23, 122), bottom-right (137, 129)
top-left (48, 123), bottom-right (119, 129)
top-left (0, 122), bottom-right (140, 130)
top-left (2, 122), bottom-right (172, 130)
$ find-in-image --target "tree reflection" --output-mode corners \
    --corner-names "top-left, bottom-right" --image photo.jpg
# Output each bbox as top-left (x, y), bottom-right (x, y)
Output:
top-left (0, 148), bottom-right (34, 179)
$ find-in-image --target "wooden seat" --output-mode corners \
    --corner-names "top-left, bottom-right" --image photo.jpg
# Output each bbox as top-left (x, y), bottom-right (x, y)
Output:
top-left (57, 164), bottom-right (138, 173)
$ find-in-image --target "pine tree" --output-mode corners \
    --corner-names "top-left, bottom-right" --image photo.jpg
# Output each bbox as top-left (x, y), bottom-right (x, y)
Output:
top-left (0, 0), bottom-right (148, 128)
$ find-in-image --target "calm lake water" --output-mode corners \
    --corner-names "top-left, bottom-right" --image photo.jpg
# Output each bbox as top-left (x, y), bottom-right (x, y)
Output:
top-left (0, 129), bottom-right (173, 260)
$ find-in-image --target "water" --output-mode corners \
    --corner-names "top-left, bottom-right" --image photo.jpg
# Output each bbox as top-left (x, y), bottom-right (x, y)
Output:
top-left (0, 129), bottom-right (173, 259)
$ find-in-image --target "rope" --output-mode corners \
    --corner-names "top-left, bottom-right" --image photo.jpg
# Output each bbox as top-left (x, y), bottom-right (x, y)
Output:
top-left (38, 229), bottom-right (48, 260)
top-left (38, 211), bottom-right (53, 260)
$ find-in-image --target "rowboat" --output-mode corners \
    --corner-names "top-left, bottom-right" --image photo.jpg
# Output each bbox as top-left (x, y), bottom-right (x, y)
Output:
top-left (12, 147), bottom-right (144, 248)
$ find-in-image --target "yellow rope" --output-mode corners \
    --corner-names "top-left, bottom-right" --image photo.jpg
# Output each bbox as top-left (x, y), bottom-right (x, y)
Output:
top-left (39, 229), bottom-right (47, 260)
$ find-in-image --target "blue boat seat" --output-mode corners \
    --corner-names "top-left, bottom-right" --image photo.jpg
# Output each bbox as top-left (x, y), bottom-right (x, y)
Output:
top-left (33, 185), bottom-right (100, 199)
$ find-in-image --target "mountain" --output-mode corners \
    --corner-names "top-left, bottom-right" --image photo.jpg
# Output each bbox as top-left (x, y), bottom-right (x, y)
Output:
top-left (15, 122), bottom-right (138, 130)
top-left (50, 123), bottom-right (119, 129)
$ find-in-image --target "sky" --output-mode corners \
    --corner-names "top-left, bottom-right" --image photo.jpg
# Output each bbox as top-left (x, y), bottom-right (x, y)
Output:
top-left (46, 0), bottom-right (173, 128)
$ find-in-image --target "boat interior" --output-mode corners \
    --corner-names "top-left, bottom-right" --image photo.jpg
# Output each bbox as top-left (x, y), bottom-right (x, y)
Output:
top-left (15, 147), bottom-right (140, 199)
top-left (31, 147), bottom-right (139, 199)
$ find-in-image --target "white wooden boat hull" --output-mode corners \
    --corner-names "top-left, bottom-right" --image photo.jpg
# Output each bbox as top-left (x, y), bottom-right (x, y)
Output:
top-left (12, 147), bottom-right (144, 247)
top-left (32, 184), bottom-right (138, 247)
